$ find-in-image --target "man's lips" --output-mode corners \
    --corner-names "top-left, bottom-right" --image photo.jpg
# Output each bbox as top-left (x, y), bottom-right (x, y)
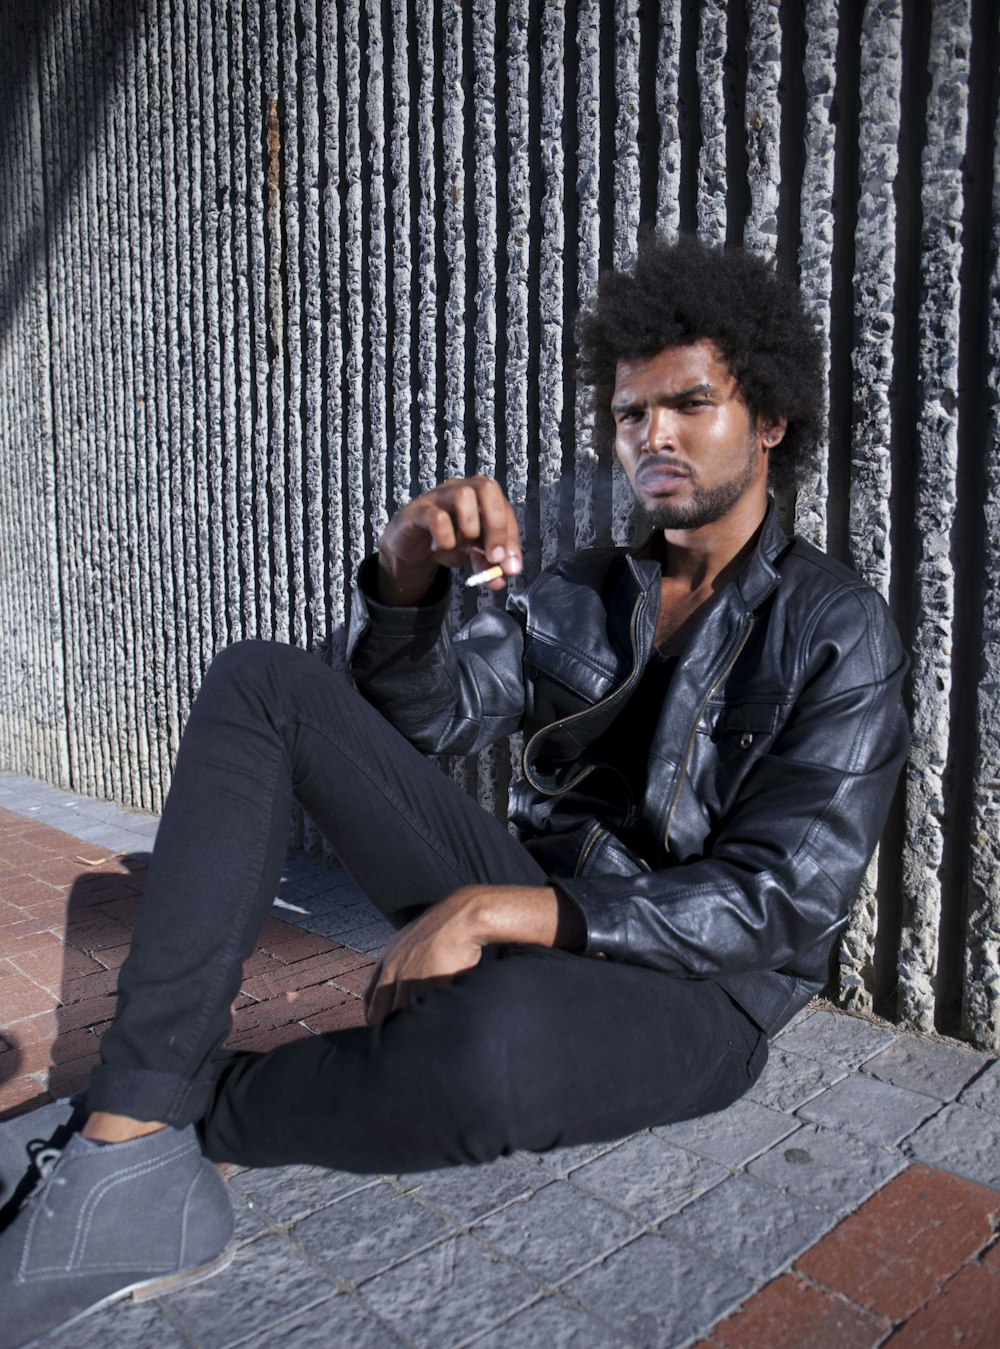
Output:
top-left (635, 461), bottom-right (692, 493)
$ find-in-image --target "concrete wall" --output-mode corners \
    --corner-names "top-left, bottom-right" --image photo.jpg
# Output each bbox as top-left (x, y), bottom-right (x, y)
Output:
top-left (0, 0), bottom-right (997, 1047)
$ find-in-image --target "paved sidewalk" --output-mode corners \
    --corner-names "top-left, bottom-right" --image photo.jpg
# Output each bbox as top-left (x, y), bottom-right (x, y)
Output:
top-left (1, 768), bottom-right (998, 1348)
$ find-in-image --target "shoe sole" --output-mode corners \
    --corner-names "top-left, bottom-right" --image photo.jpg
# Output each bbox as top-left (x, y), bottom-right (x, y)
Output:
top-left (20, 1241), bottom-right (237, 1348)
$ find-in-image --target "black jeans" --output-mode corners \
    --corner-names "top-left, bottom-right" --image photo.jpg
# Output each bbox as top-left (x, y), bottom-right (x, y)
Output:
top-left (88, 640), bottom-right (767, 1171)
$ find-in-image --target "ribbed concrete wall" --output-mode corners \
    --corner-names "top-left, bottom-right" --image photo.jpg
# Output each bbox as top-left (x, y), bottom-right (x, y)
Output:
top-left (0, 0), bottom-right (997, 1047)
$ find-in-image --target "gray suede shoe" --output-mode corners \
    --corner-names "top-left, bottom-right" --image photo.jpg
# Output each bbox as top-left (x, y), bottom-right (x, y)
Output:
top-left (0, 1101), bottom-right (84, 1234)
top-left (0, 1125), bottom-right (235, 1348)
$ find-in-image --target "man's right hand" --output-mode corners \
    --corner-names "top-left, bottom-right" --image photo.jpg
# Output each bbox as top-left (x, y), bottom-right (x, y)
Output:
top-left (376, 476), bottom-right (523, 605)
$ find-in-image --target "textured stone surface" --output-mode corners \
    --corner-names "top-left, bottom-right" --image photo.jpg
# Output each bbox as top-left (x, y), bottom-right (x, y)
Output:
top-left (902, 1102), bottom-right (1000, 1190)
top-left (773, 1009), bottom-right (898, 1068)
top-left (746, 1122), bottom-right (905, 1215)
top-left (746, 1045), bottom-right (849, 1112)
top-left (568, 1133), bottom-right (728, 1221)
top-left (861, 1034), bottom-right (988, 1101)
top-left (658, 1172), bottom-right (837, 1280)
top-left (655, 1096), bottom-right (799, 1166)
top-left (564, 1233), bottom-right (754, 1349)
top-left (292, 1181), bottom-right (451, 1284)
top-left (796, 1074), bottom-right (939, 1146)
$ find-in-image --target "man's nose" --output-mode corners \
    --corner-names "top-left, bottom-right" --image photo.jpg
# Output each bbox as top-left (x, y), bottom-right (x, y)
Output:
top-left (644, 406), bottom-right (675, 451)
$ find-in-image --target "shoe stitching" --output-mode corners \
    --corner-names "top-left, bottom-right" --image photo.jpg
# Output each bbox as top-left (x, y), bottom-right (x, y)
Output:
top-left (19, 1136), bottom-right (199, 1280)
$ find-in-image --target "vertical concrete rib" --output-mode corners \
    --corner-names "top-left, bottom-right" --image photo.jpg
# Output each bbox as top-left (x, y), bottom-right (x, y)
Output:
top-left (182, 0), bottom-right (212, 684)
top-left (744, 0), bottom-right (781, 257)
top-left (264, 6), bottom-right (289, 641)
top-left (574, 0), bottom-right (600, 548)
top-left (964, 92), bottom-right (1000, 1050)
top-left (198, 0), bottom-right (226, 656)
top-left (505, 0), bottom-right (530, 539)
top-left (301, 0), bottom-right (329, 647)
top-left (388, 0), bottom-right (413, 515)
top-left (321, 0), bottom-right (346, 660)
top-left (415, 0), bottom-right (438, 495)
top-left (656, 0), bottom-right (682, 232)
top-left (281, 0), bottom-right (307, 647)
top-left (344, 0), bottom-right (367, 583)
top-left (794, 0), bottom-right (838, 547)
top-left (247, 2), bottom-right (273, 641)
top-left (838, 0), bottom-right (903, 1011)
top-left (696, 0), bottom-right (728, 245)
top-left (612, 0), bottom-right (640, 545)
top-left (538, 0), bottom-right (565, 567)
top-left (441, 0), bottom-right (466, 485)
top-left (898, 0), bottom-right (971, 1033)
top-left (364, 0), bottom-right (389, 563)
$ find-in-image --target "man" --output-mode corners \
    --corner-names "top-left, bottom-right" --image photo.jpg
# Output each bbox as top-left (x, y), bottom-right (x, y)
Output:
top-left (0, 235), bottom-right (909, 1345)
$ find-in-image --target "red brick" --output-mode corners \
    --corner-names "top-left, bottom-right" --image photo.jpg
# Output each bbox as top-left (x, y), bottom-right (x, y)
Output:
top-left (63, 912), bottom-right (133, 947)
top-left (0, 968), bottom-right (59, 1022)
top-left (0, 876), bottom-right (66, 908)
top-left (47, 1056), bottom-right (99, 1098)
top-left (0, 899), bottom-right (29, 928)
top-left (240, 948), bottom-right (370, 1001)
top-left (262, 930), bottom-right (341, 962)
top-left (982, 1241), bottom-right (1000, 1276)
top-left (59, 966), bottom-right (120, 1005)
top-left (796, 1164), bottom-right (1000, 1323)
top-left (885, 1259), bottom-right (1000, 1348)
top-left (0, 840), bottom-right (56, 868)
top-left (225, 1023), bottom-right (316, 1054)
top-left (330, 962), bottom-right (377, 997)
top-left (90, 943), bottom-right (131, 972)
top-left (94, 895), bottom-right (142, 926)
top-left (713, 1274), bottom-right (889, 1349)
top-left (228, 983), bottom-right (352, 1037)
top-left (10, 942), bottom-right (106, 991)
top-left (0, 916), bottom-right (65, 951)
top-left (303, 1000), bottom-right (367, 1034)
top-left (50, 993), bottom-right (118, 1034)
top-left (0, 1085), bottom-right (55, 1121)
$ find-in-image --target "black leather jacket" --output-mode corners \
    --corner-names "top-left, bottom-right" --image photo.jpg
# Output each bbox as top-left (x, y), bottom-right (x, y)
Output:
top-left (347, 505), bottom-right (909, 1034)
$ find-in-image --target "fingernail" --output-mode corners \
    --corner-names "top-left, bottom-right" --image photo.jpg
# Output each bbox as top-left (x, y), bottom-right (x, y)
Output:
top-left (506, 555), bottom-right (522, 574)
top-left (490, 545), bottom-right (506, 563)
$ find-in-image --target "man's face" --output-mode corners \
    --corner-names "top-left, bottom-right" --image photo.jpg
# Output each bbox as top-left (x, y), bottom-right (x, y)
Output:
top-left (611, 340), bottom-right (784, 532)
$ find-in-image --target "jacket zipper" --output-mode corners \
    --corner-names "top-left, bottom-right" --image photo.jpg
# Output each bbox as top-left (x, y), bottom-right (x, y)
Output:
top-left (521, 588), bottom-right (647, 798)
top-left (575, 821), bottom-right (607, 875)
top-left (662, 612), bottom-right (757, 850)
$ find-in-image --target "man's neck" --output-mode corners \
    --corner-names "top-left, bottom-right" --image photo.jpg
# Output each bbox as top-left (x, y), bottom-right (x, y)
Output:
top-left (658, 496), bottom-right (768, 594)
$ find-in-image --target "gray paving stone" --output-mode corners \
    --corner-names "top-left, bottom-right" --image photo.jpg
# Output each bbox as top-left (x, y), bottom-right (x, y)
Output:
top-left (396, 1153), bottom-right (549, 1224)
top-left (569, 1133), bottom-right (728, 1222)
top-left (746, 1121), bottom-right (904, 1215)
top-left (238, 1293), bottom-right (406, 1348)
top-left (903, 1101), bottom-right (1000, 1189)
top-left (361, 1234), bottom-right (536, 1348)
top-left (470, 1294), bottom-right (631, 1348)
top-left (42, 1297), bottom-right (190, 1349)
top-left (796, 1072), bottom-right (939, 1146)
top-left (472, 1179), bottom-right (641, 1284)
top-left (957, 1057), bottom-right (1000, 1111)
top-left (658, 1172), bottom-right (837, 1280)
top-left (293, 1180), bottom-right (452, 1284)
top-left (654, 1096), bottom-right (798, 1166)
top-left (163, 1232), bottom-right (337, 1344)
top-left (861, 1033), bottom-right (988, 1101)
top-left (745, 1045), bottom-right (849, 1112)
top-left (227, 1163), bottom-right (377, 1225)
top-left (230, 1190), bottom-right (276, 1243)
top-left (528, 1137), bottom-right (624, 1176)
top-left (773, 1009), bottom-right (897, 1067)
top-left (563, 1232), bottom-right (753, 1349)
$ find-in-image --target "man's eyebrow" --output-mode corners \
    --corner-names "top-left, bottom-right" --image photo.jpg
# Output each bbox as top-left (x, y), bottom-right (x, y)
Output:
top-left (611, 381), bottom-right (719, 413)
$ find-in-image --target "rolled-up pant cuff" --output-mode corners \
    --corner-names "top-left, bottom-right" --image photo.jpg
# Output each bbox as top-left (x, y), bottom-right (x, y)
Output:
top-left (85, 1063), bottom-right (218, 1128)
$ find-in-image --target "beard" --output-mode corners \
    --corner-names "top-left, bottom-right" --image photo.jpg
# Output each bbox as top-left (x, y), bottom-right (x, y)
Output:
top-left (640, 434), bottom-right (763, 531)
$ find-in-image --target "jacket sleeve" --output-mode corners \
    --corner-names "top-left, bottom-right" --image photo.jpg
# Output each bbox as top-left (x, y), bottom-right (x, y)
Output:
top-left (555, 584), bottom-right (910, 981)
top-left (346, 556), bottom-right (529, 754)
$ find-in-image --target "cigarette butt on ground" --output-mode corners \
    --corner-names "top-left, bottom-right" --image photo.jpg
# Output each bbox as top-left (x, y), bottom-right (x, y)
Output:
top-left (465, 564), bottom-right (506, 588)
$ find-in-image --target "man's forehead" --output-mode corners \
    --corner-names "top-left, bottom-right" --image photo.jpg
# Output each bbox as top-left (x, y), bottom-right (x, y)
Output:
top-left (612, 340), bottom-right (736, 395)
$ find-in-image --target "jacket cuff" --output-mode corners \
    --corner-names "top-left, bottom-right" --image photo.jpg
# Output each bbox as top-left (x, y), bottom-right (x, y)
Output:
top-left (550, 876), bottom-right (636, 962)
top-left (353, 555), bottom-right (453, 634)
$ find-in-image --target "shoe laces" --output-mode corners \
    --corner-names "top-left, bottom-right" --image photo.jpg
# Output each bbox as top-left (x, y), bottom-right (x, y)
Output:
top-left (24, 1145), bottom-right (67, 1219)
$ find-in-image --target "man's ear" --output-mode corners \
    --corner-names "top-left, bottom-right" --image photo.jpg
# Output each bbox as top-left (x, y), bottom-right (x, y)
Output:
top-left (759, 417), bottom-right (787, 450)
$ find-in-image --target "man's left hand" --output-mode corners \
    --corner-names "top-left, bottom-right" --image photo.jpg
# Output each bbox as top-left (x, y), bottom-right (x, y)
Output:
top-left (362, 883), bottom-right (583, 1025)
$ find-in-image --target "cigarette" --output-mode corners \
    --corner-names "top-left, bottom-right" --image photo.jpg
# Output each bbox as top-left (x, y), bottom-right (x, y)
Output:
top-left (465, 563), bottom-right (505, 588)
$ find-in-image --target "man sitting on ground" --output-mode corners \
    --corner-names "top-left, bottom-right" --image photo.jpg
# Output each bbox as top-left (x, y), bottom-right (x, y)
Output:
top-left (0, 234), bottom-right (909, 1347)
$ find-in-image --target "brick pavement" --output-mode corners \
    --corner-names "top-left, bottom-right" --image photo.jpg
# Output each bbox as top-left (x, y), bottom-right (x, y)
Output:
top-left (1, 769), bottom-right (999, 1348)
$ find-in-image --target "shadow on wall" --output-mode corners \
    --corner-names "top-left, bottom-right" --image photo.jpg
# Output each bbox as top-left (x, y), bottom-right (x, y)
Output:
top-left (0, 0), bottom-right (136, 349)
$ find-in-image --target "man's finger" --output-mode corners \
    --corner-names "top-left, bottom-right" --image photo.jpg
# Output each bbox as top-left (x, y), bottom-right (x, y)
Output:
top-left (467, 477), bottom-right (522, 575)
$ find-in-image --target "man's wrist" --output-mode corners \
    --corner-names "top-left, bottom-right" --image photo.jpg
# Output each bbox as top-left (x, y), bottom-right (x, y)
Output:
top-left (376, 553), bottom-right (439, 605)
